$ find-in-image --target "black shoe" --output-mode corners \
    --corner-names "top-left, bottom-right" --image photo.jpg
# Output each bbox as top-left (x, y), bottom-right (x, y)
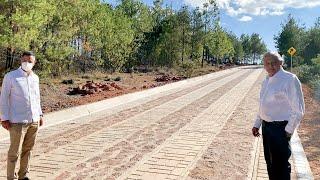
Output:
top-left (18, 177), bottom-right (30, 180)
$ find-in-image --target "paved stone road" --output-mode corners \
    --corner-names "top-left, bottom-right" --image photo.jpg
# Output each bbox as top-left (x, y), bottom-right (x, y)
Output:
top-left (118, 69), bottom-right (261, 180)
top-left (0, 66), bottom-right (283, 180)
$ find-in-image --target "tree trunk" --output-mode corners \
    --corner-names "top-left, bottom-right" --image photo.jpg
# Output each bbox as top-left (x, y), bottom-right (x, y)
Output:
top-left (5, 47), bottom-right (14, 70)
top-left (182, 27), bottom-right (185, 62)
top-left (5, 2), bottom-right (15, 70)
top-left (202, 47), bottom-right (205, 67)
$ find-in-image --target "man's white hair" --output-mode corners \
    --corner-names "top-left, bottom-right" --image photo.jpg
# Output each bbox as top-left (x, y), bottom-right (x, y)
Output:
top-left (263, 52), bottom-right (284, 65)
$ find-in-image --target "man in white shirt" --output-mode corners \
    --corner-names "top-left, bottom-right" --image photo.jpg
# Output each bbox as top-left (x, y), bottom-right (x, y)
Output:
top-left (0, 51), bottom-right (44, 180)
top-left (252, 52), bottom-right (305, 180)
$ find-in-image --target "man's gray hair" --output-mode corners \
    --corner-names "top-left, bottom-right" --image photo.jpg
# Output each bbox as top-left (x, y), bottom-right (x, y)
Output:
top-left (263, 52), bottom-right (284, 64)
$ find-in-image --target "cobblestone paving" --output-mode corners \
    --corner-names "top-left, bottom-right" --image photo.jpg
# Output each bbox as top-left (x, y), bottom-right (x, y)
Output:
top-left (0, 67), bottom-right (279, 180)
top-left (118, 68), bottom-right (262, 180)
top-left (0, 68), bottom-right (241, 165)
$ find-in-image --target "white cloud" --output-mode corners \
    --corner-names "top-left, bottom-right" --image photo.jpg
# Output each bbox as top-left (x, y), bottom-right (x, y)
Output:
top-left (183, 0), bottom-right (320, 20)
top-left (239, 15), bottom-right (252, 21)
top-left (183, 0), bottom-right (209, 9)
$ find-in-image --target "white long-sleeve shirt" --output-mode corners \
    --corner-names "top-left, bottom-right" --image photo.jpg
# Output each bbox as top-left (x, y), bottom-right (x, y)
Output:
top-left (0, 67), bottom-right (43, 123)
top-left (254, 67), bottom-right (305, 134)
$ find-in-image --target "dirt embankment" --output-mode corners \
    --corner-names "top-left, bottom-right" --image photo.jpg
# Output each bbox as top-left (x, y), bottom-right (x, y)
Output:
top-left (38, 66), bottom-right (224, 113)
top-left (299, 85), bottom-right (320, 179)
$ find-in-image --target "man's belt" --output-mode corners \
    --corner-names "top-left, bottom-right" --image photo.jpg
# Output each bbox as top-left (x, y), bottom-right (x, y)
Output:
top-left (262, 120), bottom-right (288, 126)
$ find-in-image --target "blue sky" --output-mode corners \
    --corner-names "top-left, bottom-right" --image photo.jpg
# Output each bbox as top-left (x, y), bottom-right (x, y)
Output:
top-left (107, 0), bottom-right (320, 51)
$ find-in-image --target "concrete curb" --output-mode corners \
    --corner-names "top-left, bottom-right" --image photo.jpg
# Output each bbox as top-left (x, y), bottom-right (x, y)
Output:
top-left (291, 130), bottom-right (314, 179)
top-left (247, 135), bottom-right (261, 180)
top-left (248, 130), bottom-right (314, 180)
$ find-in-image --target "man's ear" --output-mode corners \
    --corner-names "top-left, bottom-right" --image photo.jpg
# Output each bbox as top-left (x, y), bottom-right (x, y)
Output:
top-left (31, 56), bottom-right (36, 64)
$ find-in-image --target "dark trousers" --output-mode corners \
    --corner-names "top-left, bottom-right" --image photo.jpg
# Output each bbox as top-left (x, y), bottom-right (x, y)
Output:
top-left (262, 120), bottom-right (291, 180)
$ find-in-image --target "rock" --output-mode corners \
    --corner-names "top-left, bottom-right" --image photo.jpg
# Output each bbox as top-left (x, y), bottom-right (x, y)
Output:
top-left (88, 89), bottom-right (95, 94)
top-left (62, 79), bottom-right (74, 84)
top-left (110, 82), bottom-right (122, 90)
top-left (68, 81), bottom-right (123, 95)
top-left (155, 75), bottom-right (183, 82)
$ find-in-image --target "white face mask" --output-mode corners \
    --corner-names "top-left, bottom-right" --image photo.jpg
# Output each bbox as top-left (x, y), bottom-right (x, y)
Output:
top-left (21, 62), bottom-right (34, 72)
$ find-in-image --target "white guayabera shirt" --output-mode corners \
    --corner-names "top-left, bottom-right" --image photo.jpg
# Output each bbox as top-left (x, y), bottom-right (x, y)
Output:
top-left (0, 67), bottom-right (43, 124)
top-left (254, 67), bottom-right (305, 134)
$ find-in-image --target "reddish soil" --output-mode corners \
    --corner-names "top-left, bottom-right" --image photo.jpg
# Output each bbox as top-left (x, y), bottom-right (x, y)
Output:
top-left (40, 72), bottom-right (185, 113)
top-left (39, 65), bottom-right (222, 113)
top-left (299, 85), bottom-right (320, 179)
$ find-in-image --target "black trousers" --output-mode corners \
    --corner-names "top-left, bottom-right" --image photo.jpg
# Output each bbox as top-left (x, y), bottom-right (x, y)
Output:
top-left (262, 120), bottom-right (291, 180)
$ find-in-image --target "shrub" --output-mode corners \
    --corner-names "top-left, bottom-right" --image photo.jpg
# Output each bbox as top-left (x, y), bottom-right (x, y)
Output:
top-left (296, 55), bottom-right (320, 100)
top-left (114, 76), bottom-right (121, 81)
top-left (179, 61), bottom-right (196, 78)
top-left (310, 79), bottom-right (320, 101)
top-left (295, 65), bottom-right (314, 83)
top-left (62, 79), bottom-right (74, 84)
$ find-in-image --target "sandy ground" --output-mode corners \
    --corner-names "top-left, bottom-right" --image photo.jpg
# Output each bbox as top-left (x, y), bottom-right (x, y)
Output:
top-left (298, 85), bottom-right (320, 179)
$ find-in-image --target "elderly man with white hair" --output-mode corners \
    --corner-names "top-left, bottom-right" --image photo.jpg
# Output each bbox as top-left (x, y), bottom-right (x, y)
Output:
top-left (252, 52), bottom-right (305, 180)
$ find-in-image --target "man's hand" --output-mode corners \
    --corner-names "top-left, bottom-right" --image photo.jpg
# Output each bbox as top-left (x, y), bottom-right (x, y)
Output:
top-left (1, 120), bottom-right (11, 130)
top-left (39, 118), bottom-right (44, 126)
top-left (252, 127), bottom-right (260, 137)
